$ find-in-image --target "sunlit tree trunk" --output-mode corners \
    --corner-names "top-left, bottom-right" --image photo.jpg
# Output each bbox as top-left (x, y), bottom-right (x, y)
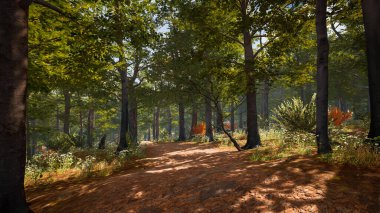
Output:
top-left (362, 0), bottom-right (380, 139)
top-left (0, 0), bottom-right (29, 211)
top-left (316, 0), bottom-right (332, 153)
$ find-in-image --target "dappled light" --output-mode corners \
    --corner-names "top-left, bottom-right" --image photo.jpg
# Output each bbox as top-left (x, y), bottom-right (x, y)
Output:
top-left (27, 143), bottom-right (380, 212)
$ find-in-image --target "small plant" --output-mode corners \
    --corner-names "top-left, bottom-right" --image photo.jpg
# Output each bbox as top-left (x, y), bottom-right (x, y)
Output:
top-left (271, 94), bottom-right (316, 133)
top-left (328, 107), bottom-right (353, 126)
top-left (191, 122), bottom-right (206, 135)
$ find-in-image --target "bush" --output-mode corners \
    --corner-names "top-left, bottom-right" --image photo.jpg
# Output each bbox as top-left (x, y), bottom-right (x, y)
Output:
top-left (45, 132), bottom-right (75, 152)
top-left (271, 94), bottom-right (316, 133)
top-left (328, 107), bottom-right (353, 126)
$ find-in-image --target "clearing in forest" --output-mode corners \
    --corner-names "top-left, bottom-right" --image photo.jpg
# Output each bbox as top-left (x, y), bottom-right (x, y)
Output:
top-left (27, 142), bottom-right (380, 212)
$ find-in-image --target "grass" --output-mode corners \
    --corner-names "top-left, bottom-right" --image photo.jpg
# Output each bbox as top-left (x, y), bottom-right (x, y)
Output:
top-left (213, 126), bottom-right (379, 168)
top-left (25, 144), bottom-right (145, 187)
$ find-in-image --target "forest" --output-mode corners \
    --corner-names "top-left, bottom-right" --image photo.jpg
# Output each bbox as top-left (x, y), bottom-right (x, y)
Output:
top-left (0, 0), bottom-right (379, 212)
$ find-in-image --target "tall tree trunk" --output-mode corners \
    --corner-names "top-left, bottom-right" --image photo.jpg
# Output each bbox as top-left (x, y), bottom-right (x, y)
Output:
top-left (155, 107), bottom-right (160, 141)
top-left (128, 87), bottom-right (138, 145)
top-left (205, 97), bottom-right (214, 141)
top-left (216, 102), bottom-right (223, 132)
top-left (167, 107), bottom-right (172, 138)
top-left (316, 0), bottom-right (332, 154)
top-left (190, 104), bottom-right (198, 137)
top-left (362, 0), bottom-right (380, 139)
top-left (242, 28), bottom-right (261, 149)
top-left (117, 69), bottom-right (129, 152)
top-left (230, 103), bottom-right (235, 132)
top-left (87, 108), bottom-right (94, 148)
top-left (178, 102), bottom-right (186, 141)
top-left (261, 80), bottom-right (270, 122)
top-left (0, 0), bottom-right (29, 211)
top-left (63, 90), bottom-right (71, 135)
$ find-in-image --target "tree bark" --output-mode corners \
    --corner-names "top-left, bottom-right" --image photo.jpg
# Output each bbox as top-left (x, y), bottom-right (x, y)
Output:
top-left (87, 108), bottom-right (94, 148)
top-left (316, 0), bottom-right (332, 153)
top-left (230, 103), bottom-right (235, 132)
top-left (190, 104), bottom-right (198, 137)
top-left (117, 69), bottom-right (129, 152)
top-left (63, 90), bottom-right (71, 135)
top-left (362, 0), bottom-right (380, 139)
top-left (178, 102), bottom-right (186, 141)
top-left (205, 98), bottom-right (214, 141)
top-left (0, 0), bottom-right (29, 211)
top-left (242, 28), bottom-right (261, 149)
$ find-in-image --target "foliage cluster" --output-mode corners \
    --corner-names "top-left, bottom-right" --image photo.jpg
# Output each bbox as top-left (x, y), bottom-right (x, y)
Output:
top-left (25, 145), bottom-right (144, 186)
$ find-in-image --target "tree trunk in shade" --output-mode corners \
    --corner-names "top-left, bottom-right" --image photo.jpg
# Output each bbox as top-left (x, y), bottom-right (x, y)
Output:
top-left (190, 104), bottom-right (198, 137)
top-left (242, 27), bottom-right (260, 149)
top-left (230, 103), bottom-right (235, 132)
top-left (362, 0), bottom-right (380, 139)
top-left (178, 102), bottom-right (186, 141)
top-left (0, 0), bottom-right (29, 211)
top-left (205, 98), bottom-right (214, 141)
top-left (63, 90), bottom-right (71, 135)
top-left (117, 68), bottom-right (129, 152)
top-left (315, 0), bottom-right (332, 153)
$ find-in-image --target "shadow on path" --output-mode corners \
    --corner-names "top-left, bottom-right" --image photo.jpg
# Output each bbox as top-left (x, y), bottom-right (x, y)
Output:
top-left (27, 142), bottom-right (380, 212)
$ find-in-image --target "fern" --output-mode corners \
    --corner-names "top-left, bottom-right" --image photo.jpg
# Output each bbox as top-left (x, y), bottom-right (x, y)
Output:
top-left (271, 94), bottom-right (316, 133)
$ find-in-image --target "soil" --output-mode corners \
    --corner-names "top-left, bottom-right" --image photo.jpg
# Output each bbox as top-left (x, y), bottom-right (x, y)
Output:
top-left (27, 142), bottom-right (380, 213)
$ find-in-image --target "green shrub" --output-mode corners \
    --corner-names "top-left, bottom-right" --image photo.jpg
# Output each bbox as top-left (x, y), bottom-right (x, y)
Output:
top-left (45, 132), bottom-right (75, 152)
top-left (271, 94), bottom-right (316, 133)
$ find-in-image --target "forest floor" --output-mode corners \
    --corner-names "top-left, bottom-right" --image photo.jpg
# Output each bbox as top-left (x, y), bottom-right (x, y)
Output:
top-left (27, 142), bottom-right (380, 213)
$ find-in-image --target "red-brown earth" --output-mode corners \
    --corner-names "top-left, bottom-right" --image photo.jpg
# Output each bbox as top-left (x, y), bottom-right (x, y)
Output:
top-left (27, 142), bottom-right (380, 212)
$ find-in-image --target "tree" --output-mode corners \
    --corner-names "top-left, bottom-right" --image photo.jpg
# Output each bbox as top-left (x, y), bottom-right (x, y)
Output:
top-left (315, 0), bottom-right (332, 153)
top-left (362, 0), bottom-right (380, 139)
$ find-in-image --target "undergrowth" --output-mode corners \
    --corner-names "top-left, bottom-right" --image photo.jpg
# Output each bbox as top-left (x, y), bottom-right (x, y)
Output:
top-left (25, 144), bottom-right (145, 187)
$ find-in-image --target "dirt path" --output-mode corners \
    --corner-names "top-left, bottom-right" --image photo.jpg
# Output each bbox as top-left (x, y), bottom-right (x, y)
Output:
top-left (27, 142), bottom-right (380, 213)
